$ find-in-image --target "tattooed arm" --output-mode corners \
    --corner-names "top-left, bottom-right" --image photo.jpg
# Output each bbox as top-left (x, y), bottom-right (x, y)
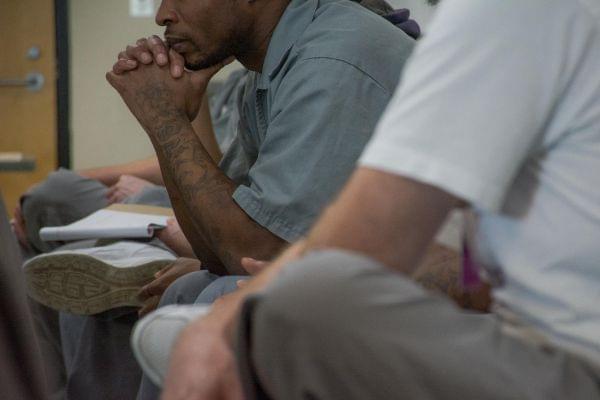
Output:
top-left (191, 94), bottom-right (223, 164)
top-left (77, 95), bottom-right (219, 188)
top-left (107, 62), bottom-right (285, 274)
top-left (157, 94), bottom-right (227, 272)
top-left (151, 112), bottom-right (285, 274)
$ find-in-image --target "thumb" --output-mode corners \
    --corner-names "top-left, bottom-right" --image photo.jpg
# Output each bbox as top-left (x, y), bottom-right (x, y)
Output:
top-left (189, 56), bottom-right (235, 89)
top-left (241, 257), bottom-right (269, 275)
top-left (168, 48), bottom-right (185, 79)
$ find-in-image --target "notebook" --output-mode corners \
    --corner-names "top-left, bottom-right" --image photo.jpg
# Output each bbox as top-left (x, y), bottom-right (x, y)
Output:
top-left (39, 204), bottom-right (174, 242)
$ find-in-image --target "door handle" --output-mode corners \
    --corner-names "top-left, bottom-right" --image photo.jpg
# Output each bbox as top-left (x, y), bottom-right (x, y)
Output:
top-left (0, 72), bottom-right (45, 92)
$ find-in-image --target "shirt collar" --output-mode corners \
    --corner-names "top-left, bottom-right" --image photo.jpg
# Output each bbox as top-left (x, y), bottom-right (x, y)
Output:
top-left (256, 0), bottom-right (319, 89)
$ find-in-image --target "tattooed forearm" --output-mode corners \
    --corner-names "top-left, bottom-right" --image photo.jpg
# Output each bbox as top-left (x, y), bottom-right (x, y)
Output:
top-left (139, 85), bottom-right (232, 198)
top-left (138, 83), bottom-right (285, 271)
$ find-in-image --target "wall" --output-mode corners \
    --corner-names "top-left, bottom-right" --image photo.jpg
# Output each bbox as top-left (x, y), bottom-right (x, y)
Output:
top-left (69, 0), bottom-right (438, 169)
top-left (70, 0), bottom-right (161, 169)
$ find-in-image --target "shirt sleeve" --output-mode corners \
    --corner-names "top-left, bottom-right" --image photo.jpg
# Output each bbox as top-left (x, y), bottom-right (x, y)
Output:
top-left (360, 0), bottom-right (575, 212)
top-left (233, 57), bottom-right (392, 242)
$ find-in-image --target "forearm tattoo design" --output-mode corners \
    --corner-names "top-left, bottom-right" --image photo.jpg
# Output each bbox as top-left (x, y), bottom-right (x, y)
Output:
top-left (134, 82), bottom-right (261, 268)
top-left (137, 83), bottom-right (233, 201)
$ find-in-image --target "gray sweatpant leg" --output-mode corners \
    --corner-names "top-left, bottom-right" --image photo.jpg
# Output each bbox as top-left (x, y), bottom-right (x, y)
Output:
top-left (21, 168), bottom-right (109, 254)
top-left (195, 275), bottom-right (249, 304)
top-left (238, 250), bottom-right (600, 400)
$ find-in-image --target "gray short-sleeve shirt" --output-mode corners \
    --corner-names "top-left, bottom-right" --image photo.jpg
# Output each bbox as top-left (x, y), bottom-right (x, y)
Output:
top-left (220, 0), bottom-right (414, 242)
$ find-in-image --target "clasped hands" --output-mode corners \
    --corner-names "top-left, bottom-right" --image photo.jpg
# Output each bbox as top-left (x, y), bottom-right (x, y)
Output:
top-left (106, 35), bottom-right (232, 134)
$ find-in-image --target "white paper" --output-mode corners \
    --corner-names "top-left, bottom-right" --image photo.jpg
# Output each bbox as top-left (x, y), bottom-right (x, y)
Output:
top-left (39, 209), bottom-right (171, 242)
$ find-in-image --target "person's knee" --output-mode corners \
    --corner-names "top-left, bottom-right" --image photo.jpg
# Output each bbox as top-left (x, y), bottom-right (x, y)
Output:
top-left (24, 169), bottom-right (86, 208)
top-left (195, 276), bottom-right (248, 304)
top-left (251, 248), bottom-right (429, 348)
top-left (21, 169), bottom-right (109, 252)
top-left (159, 271), bottom-right (217, 307)
top-left (251, 250), bottom-right (389, 350)
top-left (244, 251), bottom-right (385, 397)
top-left (21, 169), bottom-right (106, 225)
top-left (246, 251), bottom-right (432, 399)
top-left (259, 250), bottom-right (388, 323)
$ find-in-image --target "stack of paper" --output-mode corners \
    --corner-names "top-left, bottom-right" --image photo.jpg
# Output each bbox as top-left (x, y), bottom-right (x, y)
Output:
top-left (39, 204), bottom-right (174, 242)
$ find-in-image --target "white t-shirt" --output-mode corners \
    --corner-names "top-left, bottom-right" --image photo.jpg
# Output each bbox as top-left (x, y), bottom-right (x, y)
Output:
top-left (360, 0), bottom-right (600, 366)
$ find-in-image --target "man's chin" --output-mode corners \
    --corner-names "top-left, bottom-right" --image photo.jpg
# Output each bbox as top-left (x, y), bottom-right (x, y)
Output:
top-left (185, 54), bottom-right (230, 71)
top-left (184, 62), bottom-right (205, 71)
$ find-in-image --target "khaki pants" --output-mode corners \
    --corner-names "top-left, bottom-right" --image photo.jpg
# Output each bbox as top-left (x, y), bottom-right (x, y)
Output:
top-left (237, 250), bottom-right (600, 400)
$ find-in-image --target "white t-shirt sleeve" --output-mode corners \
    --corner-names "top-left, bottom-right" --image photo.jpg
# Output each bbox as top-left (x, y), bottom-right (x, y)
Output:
top-left (360, 0), bottom-right (577, 212)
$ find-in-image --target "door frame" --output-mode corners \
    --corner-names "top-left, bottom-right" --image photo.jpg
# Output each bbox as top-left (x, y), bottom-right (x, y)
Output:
top-left (55, 0), bottom-right (70, 168)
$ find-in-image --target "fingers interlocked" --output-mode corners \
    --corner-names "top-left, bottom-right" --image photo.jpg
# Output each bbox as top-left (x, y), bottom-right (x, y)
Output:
top-left (112, 35), bottom-right (185, 78)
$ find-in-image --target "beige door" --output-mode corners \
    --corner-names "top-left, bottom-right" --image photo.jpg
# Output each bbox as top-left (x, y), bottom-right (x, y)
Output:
top-left (0, 0), bottom-right (57, 214)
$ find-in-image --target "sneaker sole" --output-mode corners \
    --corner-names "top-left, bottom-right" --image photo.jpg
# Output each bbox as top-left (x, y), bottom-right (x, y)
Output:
top-left (24, 253), bottom-right (172, 315)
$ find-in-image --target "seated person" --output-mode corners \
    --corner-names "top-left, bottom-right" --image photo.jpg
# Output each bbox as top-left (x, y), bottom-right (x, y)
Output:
top-left (19, 0), bottom-right (422, 399)
top-left (150, 0), bottom-right (600, 399)
top-left (12, 68), bottom-right (248, 257)
top-left (13, 70), bottom-right (247, 400)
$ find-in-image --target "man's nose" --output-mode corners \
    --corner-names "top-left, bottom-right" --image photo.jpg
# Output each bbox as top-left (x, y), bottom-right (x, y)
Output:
top-left (155, 1), bottom-right (178, 26)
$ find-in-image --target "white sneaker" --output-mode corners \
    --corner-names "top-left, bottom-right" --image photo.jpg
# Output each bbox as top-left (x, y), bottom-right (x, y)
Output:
top-left (131, 304), bottom-right (212, 387)
top-left (23, 241), bottom-right (176, 315)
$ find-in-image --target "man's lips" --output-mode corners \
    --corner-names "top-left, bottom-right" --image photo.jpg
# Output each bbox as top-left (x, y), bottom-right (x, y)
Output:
top-left (165, 36), bottom-right (189, 51)
top-left (172, 42), bottom-right (189, 53)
